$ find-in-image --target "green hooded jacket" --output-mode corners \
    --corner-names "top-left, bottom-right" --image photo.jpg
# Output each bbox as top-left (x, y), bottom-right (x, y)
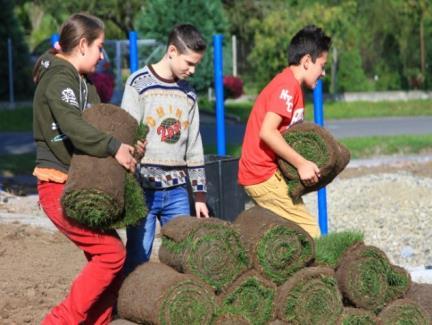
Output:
top-left (33, 52), bottom-right (121, 173)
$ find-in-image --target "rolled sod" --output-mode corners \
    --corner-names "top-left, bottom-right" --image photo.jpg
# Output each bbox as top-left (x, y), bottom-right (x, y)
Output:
top-left (277, 121), bottom-right (350, 201)
top-left (62, 104), bottom-right (148, 229)
top-left (117, 262), bottom-right (217, 324)
top-left (336, 242), bottom-right (411, 313)
top-left (336, 307), bottom-right (380, 325)
top-left (378, 299), bottom-right (430, 324)
top-left (213, 313), bottom-right (251, 325)
top-left (275, 267), bottom-right (343, 324)
top-left (159, 217), bottom-right (250, 293)
top-left (405, 282), bottom-right (432, 321)
top-left (62, 104), bottom-right (136, 228)
top-left (234, 206), bottom-right (315, 285)
top-left (218, 270), bottom-right (277, 324)
top-left (314, 230), bottom-right (364, 268)
top-left (110, 319), bottom-right (138, 325)
top-left (111, 172), bottom-right (148, 229)
top-left (119, 122), bottom-right (149, 228)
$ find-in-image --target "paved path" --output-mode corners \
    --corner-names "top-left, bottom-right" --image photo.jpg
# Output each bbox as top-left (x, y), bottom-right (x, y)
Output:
top-left (326, 116), bottom-right (432, 139)
top-left (200, 116), bottom-right (432, 146)
top-left (1, 116), bottom-right (432, 154)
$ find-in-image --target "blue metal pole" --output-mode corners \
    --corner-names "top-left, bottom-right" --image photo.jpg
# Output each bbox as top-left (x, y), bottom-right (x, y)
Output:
top-left (129, 31), bottom-right (138, 73)
top-left (213, 34), bottom-right (226, 156)
top-left (313, 79), bottom-right (328, 235)
top-left (50, 33), bottom-right (60, 47)
top-left (7, 38), bottom-right (15, 108)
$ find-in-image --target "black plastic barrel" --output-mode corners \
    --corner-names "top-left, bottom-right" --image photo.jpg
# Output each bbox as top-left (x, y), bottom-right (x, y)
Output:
top-left (203, 155), bottom-right (246, 222)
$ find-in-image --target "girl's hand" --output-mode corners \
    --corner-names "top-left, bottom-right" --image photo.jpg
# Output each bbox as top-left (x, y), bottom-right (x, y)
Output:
top-left (115, 143), bottom-right (137, 172)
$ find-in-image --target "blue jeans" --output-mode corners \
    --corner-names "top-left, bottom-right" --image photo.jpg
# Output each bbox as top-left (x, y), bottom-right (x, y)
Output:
top-left (124, 184), bottom-right (190, 274)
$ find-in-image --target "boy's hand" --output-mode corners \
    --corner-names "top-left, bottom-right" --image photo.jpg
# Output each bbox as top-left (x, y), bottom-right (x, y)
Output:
top-left (115, 143), bottom-right (137, 172)
top-left (134, 139), bottom-right (147, 161)
top-left (194, 192), bottom-right (210, 218)
top-left (297, 160), bottom-right (321, 186)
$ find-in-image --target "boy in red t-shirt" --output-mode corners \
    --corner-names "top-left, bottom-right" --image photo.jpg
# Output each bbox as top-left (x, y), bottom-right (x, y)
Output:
top-left (238, 25), bottom-right (331, 237)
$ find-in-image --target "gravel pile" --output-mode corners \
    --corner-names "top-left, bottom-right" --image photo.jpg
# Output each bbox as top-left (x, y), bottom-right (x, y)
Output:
top-left (303, 171), bottom-right (432, 269)
top-left (1, 155), bottom-right (431, 273)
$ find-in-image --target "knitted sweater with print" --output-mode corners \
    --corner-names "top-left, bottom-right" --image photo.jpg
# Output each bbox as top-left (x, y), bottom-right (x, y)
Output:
top-left (121, 65), bottom-right (206, 192)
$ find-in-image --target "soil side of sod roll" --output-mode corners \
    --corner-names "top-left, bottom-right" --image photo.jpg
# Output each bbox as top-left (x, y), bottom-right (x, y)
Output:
top-left (234, 206), bottom-right (315, 285)
top-left (159, 216), bottom-right (250, 293)
top-left (117, 262), bottom-right (217, 324)
top-left (110, 319), bottom-right (138, 325)
top-left (276, 267), bottom-right (343, 324)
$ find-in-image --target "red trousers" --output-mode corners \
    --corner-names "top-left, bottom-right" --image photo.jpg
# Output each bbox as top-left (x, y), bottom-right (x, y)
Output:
top-left (38, 181), bottom-right (125, 325)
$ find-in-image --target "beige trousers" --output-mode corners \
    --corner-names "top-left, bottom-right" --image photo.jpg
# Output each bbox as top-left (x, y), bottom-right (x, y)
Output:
top-left (244, 170), bottom-right (320, 238)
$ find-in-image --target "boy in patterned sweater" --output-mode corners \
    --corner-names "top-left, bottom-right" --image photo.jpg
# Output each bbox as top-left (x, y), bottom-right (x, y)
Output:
top-left (121, 24), bottom-right (209, 272)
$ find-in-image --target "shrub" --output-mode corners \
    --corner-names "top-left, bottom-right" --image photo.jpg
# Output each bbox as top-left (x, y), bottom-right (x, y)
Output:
top-left (223, 75), bottom-right (244, 99)
top-left (88, 72), bottom-right (115, 103)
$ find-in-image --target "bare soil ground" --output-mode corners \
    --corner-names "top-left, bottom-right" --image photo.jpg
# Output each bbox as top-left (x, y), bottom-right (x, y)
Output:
top-left (0, 158), bottom-right (431, 324)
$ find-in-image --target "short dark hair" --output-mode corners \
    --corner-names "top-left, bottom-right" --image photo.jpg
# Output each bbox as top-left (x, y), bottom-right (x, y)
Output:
top-left (288, 25), bottom-right (331, 66)
top-left (167, 24), bottom-right (207, 54)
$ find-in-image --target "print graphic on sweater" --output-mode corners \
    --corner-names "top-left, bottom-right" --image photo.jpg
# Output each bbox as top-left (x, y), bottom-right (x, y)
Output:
top-left (145, 105), bottom-right (189, 144)
top-left (61, 88), bottom-right (79, 108)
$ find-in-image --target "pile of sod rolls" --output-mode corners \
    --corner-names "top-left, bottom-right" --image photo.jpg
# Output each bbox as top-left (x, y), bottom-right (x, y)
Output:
top-left (115, 206), bottom-right (432, 324)
top-left (61, 103), bottom-right (148, 230)
top-left (277, 121), bottom-right (350, 201)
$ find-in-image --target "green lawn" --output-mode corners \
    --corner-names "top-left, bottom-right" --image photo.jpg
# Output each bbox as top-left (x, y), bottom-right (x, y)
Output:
top-left (204, 134), bottom-right (432, 159)
top-left (2, 99), bottom-right (432, 131)
top-left (0, 106), bottom-right (33, 131)
top-left (0, 153), bottom-right (35, 176)
top-left (200, 99), bottom-right (432, 123)
top-left (2, 134), bottom-right (432, 177)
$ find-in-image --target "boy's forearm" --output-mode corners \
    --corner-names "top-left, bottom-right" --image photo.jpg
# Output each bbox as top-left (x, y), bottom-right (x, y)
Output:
top-left (260, 128), bottom-right (305, 168)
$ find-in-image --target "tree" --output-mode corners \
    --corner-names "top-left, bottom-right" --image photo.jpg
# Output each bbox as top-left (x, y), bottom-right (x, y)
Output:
top-left (0, 0), bottom-right (33, 100)
top-left (247, 1), bottom-right (361, 93)
top-left (33, 0), bottom-right (145, 38)
top-left (135, 0), bottom-right (228, 92)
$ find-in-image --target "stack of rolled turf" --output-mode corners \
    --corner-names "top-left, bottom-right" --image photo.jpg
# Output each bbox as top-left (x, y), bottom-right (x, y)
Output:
top-left (61, 103), bottom-right (149, 230)
top-left (277, 121), bottom-right (351, 201)
top-left (114, 206), bottom-right (432, 324)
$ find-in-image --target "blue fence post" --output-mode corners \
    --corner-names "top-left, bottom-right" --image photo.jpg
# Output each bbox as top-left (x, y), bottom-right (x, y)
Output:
top-left (129, 31), bottom-right (138, 73)
top-left (313, 79), bottom-right (328, 235)
top-left (7, 38), bottom-right (15, 108)
top-left (213, 34), bottom-right (226, 156)
top-left (50, 33), bottom-right (60, 47)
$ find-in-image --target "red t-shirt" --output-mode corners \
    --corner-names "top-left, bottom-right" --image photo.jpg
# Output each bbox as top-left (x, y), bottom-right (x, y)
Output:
top-left (238, 68), bottom-right (305, 186)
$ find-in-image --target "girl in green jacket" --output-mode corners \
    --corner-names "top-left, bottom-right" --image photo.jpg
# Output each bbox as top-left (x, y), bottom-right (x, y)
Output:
top-left (32, 13), bottom-right (142, 324)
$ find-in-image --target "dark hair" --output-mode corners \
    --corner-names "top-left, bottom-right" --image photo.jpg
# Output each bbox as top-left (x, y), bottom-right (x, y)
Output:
top-left (33, 13), bottom-right (104, 81)
top-left (59, 13), bottom-right (105, 54)
top-left (167, 24), bottom-right (207, 54)
top-left (288, 25), bottom-right (331, 66)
